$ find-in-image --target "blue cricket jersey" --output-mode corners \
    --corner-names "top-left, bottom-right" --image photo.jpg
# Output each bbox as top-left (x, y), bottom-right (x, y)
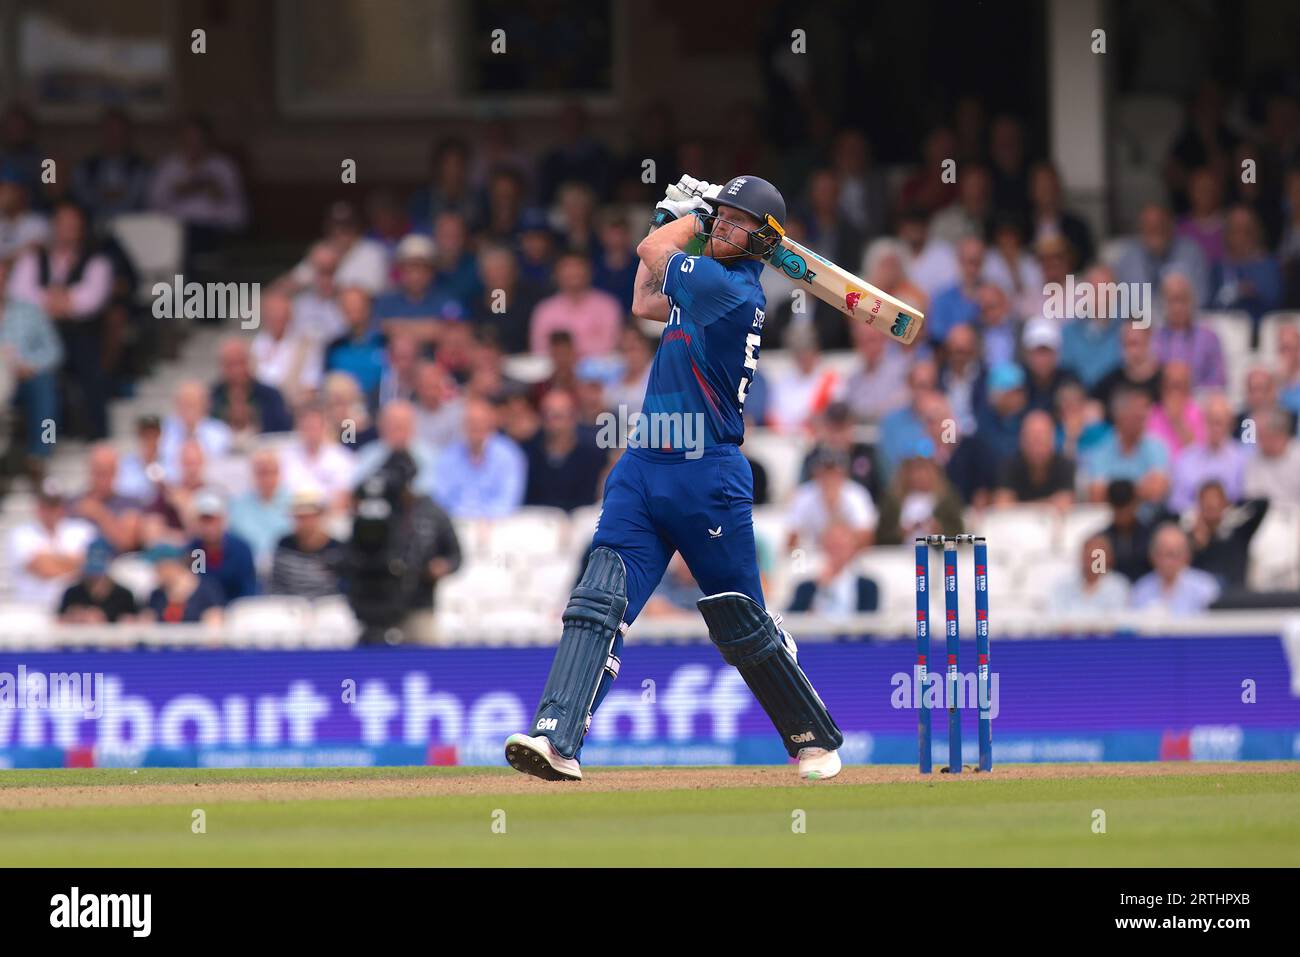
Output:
top-left (634, 252), bottom-right (765, 454)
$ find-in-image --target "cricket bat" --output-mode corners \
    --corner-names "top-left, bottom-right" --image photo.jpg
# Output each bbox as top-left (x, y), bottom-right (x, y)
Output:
top-left (765, 236), bottom-right (925, 345)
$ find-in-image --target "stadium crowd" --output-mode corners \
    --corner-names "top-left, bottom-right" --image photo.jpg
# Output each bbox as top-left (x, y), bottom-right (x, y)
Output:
top-left (2, 82), bottom-right (1300, 641)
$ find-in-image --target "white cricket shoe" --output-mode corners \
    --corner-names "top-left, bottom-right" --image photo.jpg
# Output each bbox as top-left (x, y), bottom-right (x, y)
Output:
top-left (504, 733), bottom-right (583, 782)
top-left (797, 747), bottom-right (842, 780)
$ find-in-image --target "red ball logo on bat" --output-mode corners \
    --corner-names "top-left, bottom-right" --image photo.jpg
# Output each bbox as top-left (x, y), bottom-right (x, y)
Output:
top-left (845, 290), bottom-right (862, 312)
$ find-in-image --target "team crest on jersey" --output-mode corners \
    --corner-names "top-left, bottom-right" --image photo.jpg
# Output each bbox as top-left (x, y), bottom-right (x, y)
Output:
top-left (752, 307), bottom-right (765, 330)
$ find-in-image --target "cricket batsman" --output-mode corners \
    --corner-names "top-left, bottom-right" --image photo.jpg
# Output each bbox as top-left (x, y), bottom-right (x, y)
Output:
top-left (505, 175), bottom-right (844, 781)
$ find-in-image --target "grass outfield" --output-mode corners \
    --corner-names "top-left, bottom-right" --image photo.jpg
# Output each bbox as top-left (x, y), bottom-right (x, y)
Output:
top-left (1, 763), bottom-right (1298, 866)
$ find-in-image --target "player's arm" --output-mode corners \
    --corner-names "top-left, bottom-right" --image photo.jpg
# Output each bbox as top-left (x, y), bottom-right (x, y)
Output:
top-left (632, 214), bottom-right (698, 324)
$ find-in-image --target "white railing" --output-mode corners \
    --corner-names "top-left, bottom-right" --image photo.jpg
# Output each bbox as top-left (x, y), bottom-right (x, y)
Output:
top-left (1, 608), bottom-right (1296, 651)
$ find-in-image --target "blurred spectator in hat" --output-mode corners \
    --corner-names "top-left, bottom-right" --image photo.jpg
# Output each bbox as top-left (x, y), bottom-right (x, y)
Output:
top-left (148, 114), bottom-right (247, 264)
top-left (72, 443), bottom-right (142, 553)
top-left (1129, 523), bottom-right (1220, 615)
top-left (72, 108), bottom-right (151, 224)
top-left (268, 486), bottom-right (344, 598)
top-left (874, 443), bottom-right (964, 545)
top-left (288, 241), bottom-right (347, 344)
top-left (1029, 161), bottom-right (1095, 270)
top-left (523, 389), bottom-right (608, 512)
top-left (1100, 479), bottom-right (1159, 582)
top-left (927, 235), bottom-right (984, 346)
top-left (1083, 388), bottom-right (1170, 505)
top-left (1236, 366), bottom-right (1296, 437)
top-left (948, 361), bottom-right (1028, 504)
top-left (786, 448), bottom-right (877, 553)
top-left (372, 234), bottom-right (458, 344)
top-left (0, 257), bottom-right (61, 478)
top-left (878, 359), bottom-right (942, 478)
top-left (186, 488), bottom-right (258, 603)
top-left (897, 205), bottom-right (959, 300)
top-left (280, 400), bottom-right (357, 512)
top-left (830, 128), bottom-right (889, 239)
top-left (1147, 359), bottom-right (1205, 464)
top-left (1021, 317), bottom-right (1075, 414)
top-left (799, 400), bottom-right (878, 498)
top-left (787, 520), bottom-right (880, 615)
top-left (973, 282), bottom-right (1019, 368)
top-left (1244, 406), bottom-right (1300, 507)
top-left (9, 200), bottom-right (114, 438)
top-left (431, 396), bottom-right (525, 518)
top-left (1114, 203), bottom-right (1209, 307)
top-left (141, 540), bottom-right (225, 625)
top-left (516, 208), bottom-right (559, 287)
top-left (1050, 533), bottom-right (1130, 614)
top-left (993, 410), bottom-right (1075, 510)
top-left (606, 327), bottom-right (655, 418)
top-left (409, 136), bottom-right (484, 232)
top-left (899, 126), bottom-right (959, 217)
top-left (1152, 272), bottom-right (1225, 389)
top-left (58, 537), bottom-right (137, 624)
top-left (470, 242), bottom-right (541, 354)
top-left (839, 320), bottom-right (908, 424)
top-left (351, 400), bottom-right (435, 497)
top-left (251, 290), bottom-right (320, 407)
top-left (1210, 205), bottom-right (1282, 336)
top-left (768, 323), bottom-right (839, 434)
top-left (160, 380), bottom-right (232, 479)
top-left (931, 164), bottom-right (993, 245)
top-left (1176, 167), bottom-right (1227, 267)
top-left (1060, 263), bottom-right (1125, 389)
top-left (555, 181), bottom-right (600, 258)
top-left (115, 414), bottom-right (164, 502)
top-left (228, 448), bottom-right (293, 575)
top-left (211, 335), bottom-right (293, 436)
top-left (1168, 393), bottom-right (1246, 512)
top-left (573, 357), bottom-right (613, 425)
top-left (982, 213), bottom-right (1041, 318)
top-left (937, 323), bottom-right (986, 437)
top-left (377, 330), bottom-right (423, 407)
top-left (431, 210), bottom-right (482, 307)
top-left (322, 370), bottom-right (377, 449)
top-left (538, 102), bottom-right (612, 205)
top-left (6, 478), bottom-right (97, 609)
top-left (283, 202), bottom-right (388, 296)
top-left (324, 288), bottom-right (387, 403)
top-left (413, 360), bottom-right (465, 453)
top-left (528, 251), bottom-right (622, 358)
top-left (481, 166), bottom-right (526, 244)
top-left (0, 162), bottom-right (47, 259)
top-left (1020, 230), bottom-right (1072, 321)
top-left (592, 210), bottom-right (637, 309)
top-left (362, 188), bottom-right (410, 260)
top-left (1188, 480), bottom-right (1267, 591)
top-left (1090, 325), bottom-right (1162, 416)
